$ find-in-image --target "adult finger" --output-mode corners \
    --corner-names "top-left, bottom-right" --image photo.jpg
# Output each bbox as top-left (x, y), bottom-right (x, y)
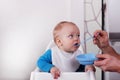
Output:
top-left (94, 60), bottom-right (104, 67)
top-left (96, 54), bottom-right (109, 59)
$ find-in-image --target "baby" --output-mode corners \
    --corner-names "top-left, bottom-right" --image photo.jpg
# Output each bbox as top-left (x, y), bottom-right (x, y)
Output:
top-left (37, 21), bottom-right (95, 79)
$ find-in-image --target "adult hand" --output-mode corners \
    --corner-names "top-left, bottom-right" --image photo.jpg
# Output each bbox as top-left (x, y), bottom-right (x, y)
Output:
top-left (93, 30), bottom-right (109, 50)
top-left (94, 53), bottom-right (120, 73)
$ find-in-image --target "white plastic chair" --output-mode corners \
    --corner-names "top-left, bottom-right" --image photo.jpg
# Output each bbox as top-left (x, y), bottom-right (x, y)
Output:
top-left (30, 40), bottom-right (96, 80)
top-left (30, 70), bottom-right (95, 80)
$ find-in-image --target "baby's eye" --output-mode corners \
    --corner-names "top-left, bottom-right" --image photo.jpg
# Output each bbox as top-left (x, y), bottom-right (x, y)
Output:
top-left (68, 34), bottom-right (74, 39)
top-left (77, 34), bottom-right (80, 37)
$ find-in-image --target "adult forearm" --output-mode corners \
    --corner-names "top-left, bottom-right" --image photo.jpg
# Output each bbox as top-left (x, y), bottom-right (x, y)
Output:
top-left (101, 45), bottom-right (116, 54)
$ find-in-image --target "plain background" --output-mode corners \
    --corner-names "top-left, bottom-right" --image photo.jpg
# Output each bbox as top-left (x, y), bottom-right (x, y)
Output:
top-left (0, 0), bottom-right (84, 80)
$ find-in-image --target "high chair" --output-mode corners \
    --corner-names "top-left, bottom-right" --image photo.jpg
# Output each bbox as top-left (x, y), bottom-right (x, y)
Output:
top-left (30, 40), bottom-right (96, 80)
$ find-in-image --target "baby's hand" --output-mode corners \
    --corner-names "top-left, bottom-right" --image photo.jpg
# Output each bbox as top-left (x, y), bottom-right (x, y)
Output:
top-left (85, 65), bottom-right (96, 72)
top-left (50, 67), bottom-right (60, 79)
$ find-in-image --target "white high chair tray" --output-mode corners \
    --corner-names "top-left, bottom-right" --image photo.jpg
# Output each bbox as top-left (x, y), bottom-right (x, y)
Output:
top-left (30, 71), bottom-right (96, 80)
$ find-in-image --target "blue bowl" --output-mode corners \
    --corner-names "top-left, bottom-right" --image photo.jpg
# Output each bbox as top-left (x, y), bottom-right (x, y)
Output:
top-left (76, 53), bottom-right (98, 65)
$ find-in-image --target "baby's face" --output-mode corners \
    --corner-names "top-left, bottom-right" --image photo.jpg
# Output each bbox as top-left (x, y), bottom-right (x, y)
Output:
top-left (58, 23), bottom-right (80, 53)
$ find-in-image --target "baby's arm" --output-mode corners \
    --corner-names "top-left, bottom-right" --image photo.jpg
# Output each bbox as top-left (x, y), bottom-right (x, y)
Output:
top-left (37, 49), bottom-right (54, 72)
top-left (37, 49), bottom-right (60, 79)
top-left (85, 65), bottom-right (96, 72)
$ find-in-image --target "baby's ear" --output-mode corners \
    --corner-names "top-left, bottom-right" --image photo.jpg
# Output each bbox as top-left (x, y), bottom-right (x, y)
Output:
top-left (56, 38), bottom-right (62, 47)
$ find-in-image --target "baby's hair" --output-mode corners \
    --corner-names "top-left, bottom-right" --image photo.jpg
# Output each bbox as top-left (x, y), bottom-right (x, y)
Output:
top-left (53, 21), bottom-right (77, 43)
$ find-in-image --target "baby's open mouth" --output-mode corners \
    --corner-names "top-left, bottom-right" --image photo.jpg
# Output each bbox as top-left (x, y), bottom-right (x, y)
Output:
top-left (74, 43), bottom-right (80, 47)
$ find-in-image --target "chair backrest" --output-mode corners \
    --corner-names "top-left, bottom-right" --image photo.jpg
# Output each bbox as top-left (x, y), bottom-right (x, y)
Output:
top-left (45, 40), bottom-right (56, 51)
